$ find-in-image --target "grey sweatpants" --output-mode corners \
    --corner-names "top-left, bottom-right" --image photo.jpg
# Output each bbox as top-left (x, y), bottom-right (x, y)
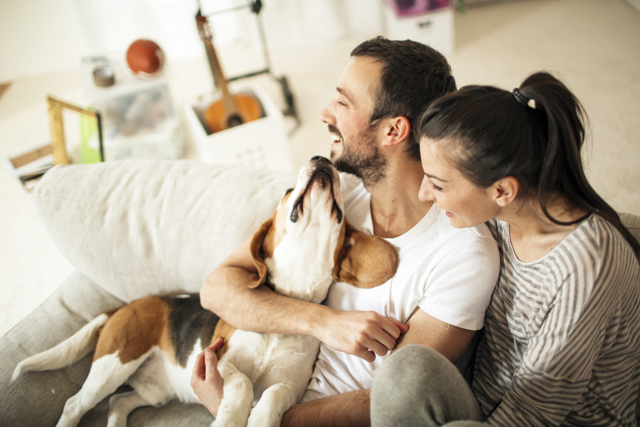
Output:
top-left (370, 345), bottom-right (487, 427)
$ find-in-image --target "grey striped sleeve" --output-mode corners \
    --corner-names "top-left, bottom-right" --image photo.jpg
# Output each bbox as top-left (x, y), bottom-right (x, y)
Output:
top-left (475, 216), bottom-right (640, 426)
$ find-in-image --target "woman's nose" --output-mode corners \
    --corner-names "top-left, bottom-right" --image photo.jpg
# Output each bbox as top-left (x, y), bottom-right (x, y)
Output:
top-left (418, 178), bottom-right (435, 202)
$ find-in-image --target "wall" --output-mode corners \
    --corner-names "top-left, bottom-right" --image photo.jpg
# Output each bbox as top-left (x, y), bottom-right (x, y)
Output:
top-left (0, 0), bottom-right (211, 82)
top-left (0, 0), bottom-right (86, 81)
top-left (0, 0), bottom-right (383, 83)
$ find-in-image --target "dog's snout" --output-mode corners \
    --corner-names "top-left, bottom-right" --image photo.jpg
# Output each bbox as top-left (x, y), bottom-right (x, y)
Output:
top-left (310, 155), bottom-right (332, 165)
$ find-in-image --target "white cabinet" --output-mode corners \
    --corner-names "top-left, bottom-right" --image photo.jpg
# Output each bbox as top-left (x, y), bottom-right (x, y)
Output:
top-left (382, 3), bottom-right (454, 56)
top-left (82, 56), bottom-right (184, 161)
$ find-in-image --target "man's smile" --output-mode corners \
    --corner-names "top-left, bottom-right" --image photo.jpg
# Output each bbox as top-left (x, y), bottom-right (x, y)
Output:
top-left (328, 124), bottom-right (343, 149)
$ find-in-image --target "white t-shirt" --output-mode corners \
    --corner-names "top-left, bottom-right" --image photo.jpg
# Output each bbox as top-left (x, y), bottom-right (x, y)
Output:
top-left (302, 174), bottom-right (500, 401)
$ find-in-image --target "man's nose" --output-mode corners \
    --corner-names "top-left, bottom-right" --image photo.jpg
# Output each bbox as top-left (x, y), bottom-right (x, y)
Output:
top-left (320, 100), bottom-right (336, 124)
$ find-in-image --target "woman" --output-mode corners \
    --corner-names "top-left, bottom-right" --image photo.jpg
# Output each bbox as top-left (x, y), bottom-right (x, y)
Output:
top-left (370, 72), bottom-right (640, 426)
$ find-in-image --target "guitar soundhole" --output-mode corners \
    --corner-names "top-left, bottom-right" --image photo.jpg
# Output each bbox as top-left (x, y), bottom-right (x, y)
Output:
top-left (227, 115), bottom-right (243, 128)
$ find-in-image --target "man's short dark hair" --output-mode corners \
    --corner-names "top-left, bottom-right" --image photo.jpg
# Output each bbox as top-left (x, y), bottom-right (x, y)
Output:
top-left (351, 36), bottom-right (456, 161)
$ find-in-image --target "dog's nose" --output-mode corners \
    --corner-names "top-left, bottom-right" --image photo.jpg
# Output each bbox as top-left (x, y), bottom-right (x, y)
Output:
top-left (310, 155), bottom-right (331, 164)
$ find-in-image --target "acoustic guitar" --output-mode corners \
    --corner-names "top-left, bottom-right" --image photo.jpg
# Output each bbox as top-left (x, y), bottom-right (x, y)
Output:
top-left (196, 11), bottom-right (262, 133)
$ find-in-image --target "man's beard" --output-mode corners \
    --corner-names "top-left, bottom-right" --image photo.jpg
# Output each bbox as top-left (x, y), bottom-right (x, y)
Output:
top-left (329, 123), bottom-right (388, 188)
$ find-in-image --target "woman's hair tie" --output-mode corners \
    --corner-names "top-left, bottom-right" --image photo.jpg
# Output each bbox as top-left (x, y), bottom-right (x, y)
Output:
top-left (513, 88), bottom-right (536, 109)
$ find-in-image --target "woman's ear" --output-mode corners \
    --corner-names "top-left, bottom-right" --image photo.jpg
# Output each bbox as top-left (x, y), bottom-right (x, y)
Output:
top-left (492, 177), bottom-right (519, 207)
top-left (383, 116), bottom-right (411, 147)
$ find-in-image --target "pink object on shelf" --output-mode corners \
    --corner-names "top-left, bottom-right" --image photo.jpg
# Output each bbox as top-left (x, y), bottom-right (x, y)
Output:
top-left (384, 0), bottom-right (450, 17)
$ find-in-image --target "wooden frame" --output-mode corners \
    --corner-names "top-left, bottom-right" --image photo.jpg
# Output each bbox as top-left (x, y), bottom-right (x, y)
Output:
top-left (47, 95), bottom-right (104, 165)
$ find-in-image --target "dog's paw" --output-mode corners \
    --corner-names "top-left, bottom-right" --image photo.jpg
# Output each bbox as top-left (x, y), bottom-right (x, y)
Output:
top-left (247, 406), bottom-right (283, 427)
top-left (212, 404), bottom-right (251, 427)
top-left (212, 413), bottom-right (248, 427)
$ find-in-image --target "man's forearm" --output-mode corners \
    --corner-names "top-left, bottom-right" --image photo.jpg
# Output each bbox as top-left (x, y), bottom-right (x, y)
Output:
top-left (201, 265), bottom-right (325, 337)
top-left (201, 262), bottom-right (406, 360)
top-left (282, 389), bottom-right (370, 427)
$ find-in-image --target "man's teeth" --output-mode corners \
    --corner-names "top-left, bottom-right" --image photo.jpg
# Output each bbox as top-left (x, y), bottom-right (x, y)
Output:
top-left (332, 134), bottom-right (342, 143)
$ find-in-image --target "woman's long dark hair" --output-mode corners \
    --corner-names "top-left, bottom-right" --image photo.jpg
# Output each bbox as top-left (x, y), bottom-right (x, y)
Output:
top-left (419, 71), bottom-right (640, 257)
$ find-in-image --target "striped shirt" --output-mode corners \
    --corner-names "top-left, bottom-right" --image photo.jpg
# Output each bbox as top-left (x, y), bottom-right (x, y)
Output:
top-left (473, 215), bottom-right (640, 426)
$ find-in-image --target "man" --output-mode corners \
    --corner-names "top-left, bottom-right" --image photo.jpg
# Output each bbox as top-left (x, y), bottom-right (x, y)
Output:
top-left (192, 37), bottom-right (500, 426)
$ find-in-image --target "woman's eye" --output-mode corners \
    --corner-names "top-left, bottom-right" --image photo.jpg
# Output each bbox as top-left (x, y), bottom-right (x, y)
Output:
top-left (431, 182), bottom-right (443, 191)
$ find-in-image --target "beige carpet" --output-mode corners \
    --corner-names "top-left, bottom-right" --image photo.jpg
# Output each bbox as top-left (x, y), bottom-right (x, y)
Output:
top-left (1, 0), bottom-right (639, 337)
top-left (0, 83), bottom-right (10, 101)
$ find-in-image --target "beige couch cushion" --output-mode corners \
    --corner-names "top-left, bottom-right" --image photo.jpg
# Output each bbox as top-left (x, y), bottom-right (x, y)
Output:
top-left (32, 159), bottom-right (296, 302)
top-left (621, 212), bottom-right (640, 242)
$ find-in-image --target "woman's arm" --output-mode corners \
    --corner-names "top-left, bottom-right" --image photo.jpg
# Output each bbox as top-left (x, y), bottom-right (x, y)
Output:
top-left (483, 248), bottom-right (638, 426)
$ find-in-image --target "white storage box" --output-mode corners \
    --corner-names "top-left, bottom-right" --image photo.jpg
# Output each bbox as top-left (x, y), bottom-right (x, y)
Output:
top-left (184, 83), bottom-right (294, 172)
top-left (382, 4), bottom-right (454, 56)
top-left (82, 56), bottom-right (184, 161)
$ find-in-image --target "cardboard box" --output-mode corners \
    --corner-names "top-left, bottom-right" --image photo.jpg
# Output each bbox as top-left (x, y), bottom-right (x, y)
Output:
top-left (183, 83), bottom-right (294, 172)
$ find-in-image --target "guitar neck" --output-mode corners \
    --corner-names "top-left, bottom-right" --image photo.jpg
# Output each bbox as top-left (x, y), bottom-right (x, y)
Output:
top-left (203, 37), bottom-right (239, 116)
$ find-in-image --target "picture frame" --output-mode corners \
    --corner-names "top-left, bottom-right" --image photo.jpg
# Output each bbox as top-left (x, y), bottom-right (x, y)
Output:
top-left (6, 143), bottom-right (55, 191)
top-left (47, 95), bottom-right (104, 165)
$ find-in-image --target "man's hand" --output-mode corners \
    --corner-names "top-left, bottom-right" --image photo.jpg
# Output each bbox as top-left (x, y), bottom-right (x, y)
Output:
top-left (200, 237), bottom-right (409, 364)
top-left (190, 336), bottom-right (226, 417)
top-left (316, 309), bottom-right (409, 362)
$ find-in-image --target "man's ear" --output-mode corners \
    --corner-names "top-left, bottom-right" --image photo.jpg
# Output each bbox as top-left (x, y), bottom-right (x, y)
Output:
top-left (333, 221), bottom-right (399, 289)
top-left (492, 176), bottom-right (519, 207)
top-left (248, 214), bottom-right (276, 288)
top-left (383, 116), bottom-right (411, 147)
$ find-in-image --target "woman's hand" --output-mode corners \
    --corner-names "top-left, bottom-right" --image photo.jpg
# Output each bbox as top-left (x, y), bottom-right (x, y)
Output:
top-left (190, 336), bottom-right (226, 417)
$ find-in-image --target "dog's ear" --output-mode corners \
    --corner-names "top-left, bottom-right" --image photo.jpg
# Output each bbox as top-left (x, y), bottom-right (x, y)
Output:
top-left (248, 214), bottom-right (276, 288)
top-left (332, 221), bottom-right (399, 289)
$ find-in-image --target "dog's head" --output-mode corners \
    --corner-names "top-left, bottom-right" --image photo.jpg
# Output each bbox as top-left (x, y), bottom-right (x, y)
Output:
top-left (248, 156), bottom-right (399, 302)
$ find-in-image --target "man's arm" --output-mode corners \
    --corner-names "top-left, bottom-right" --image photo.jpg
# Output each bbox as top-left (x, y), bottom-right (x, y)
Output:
top-left (190, 302), bottom-right (475, 427)
top-left (281, 308), bottom-right (476, 427)
top-left (282, 390), bottom-right (371, 427)
top-left (200, 236), bottom-right (407, 361)
top-left (393, 308), bottom-right (475, 361)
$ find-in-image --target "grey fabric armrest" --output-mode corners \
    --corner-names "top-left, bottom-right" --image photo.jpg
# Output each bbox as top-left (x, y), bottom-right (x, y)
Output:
top-left (0, 271), bottom-right (214, 426)
top-left (621, 212), bottom-right (640, 242)
top-left (1, 272), bottom-right (117, 426)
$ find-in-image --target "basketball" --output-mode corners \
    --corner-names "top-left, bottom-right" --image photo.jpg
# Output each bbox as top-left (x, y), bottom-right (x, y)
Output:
top-left (126, 39), bottom-right (165, 77)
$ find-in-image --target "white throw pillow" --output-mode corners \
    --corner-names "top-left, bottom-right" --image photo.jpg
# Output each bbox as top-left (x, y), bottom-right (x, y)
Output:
top-left (33, 159), bottom-right (296, 302)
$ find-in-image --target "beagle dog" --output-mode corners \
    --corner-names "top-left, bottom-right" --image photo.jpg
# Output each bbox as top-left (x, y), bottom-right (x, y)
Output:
top-left (12, 156), bottom-right (399, 427)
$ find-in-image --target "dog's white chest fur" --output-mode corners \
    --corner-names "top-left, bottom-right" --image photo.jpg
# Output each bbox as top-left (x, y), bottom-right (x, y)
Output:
top-left (220, 330), bottom-right (320, 402)
top-left (265, 228), bottom-right (340, 304)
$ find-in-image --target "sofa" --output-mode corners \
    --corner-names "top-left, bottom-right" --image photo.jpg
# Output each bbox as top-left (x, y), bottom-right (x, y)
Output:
top-left (1, 159), bottom-right (639, 426)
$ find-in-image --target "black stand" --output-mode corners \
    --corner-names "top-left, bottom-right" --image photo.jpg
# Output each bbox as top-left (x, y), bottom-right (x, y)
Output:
top-left (198, 0), bottom-right (301, 133)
